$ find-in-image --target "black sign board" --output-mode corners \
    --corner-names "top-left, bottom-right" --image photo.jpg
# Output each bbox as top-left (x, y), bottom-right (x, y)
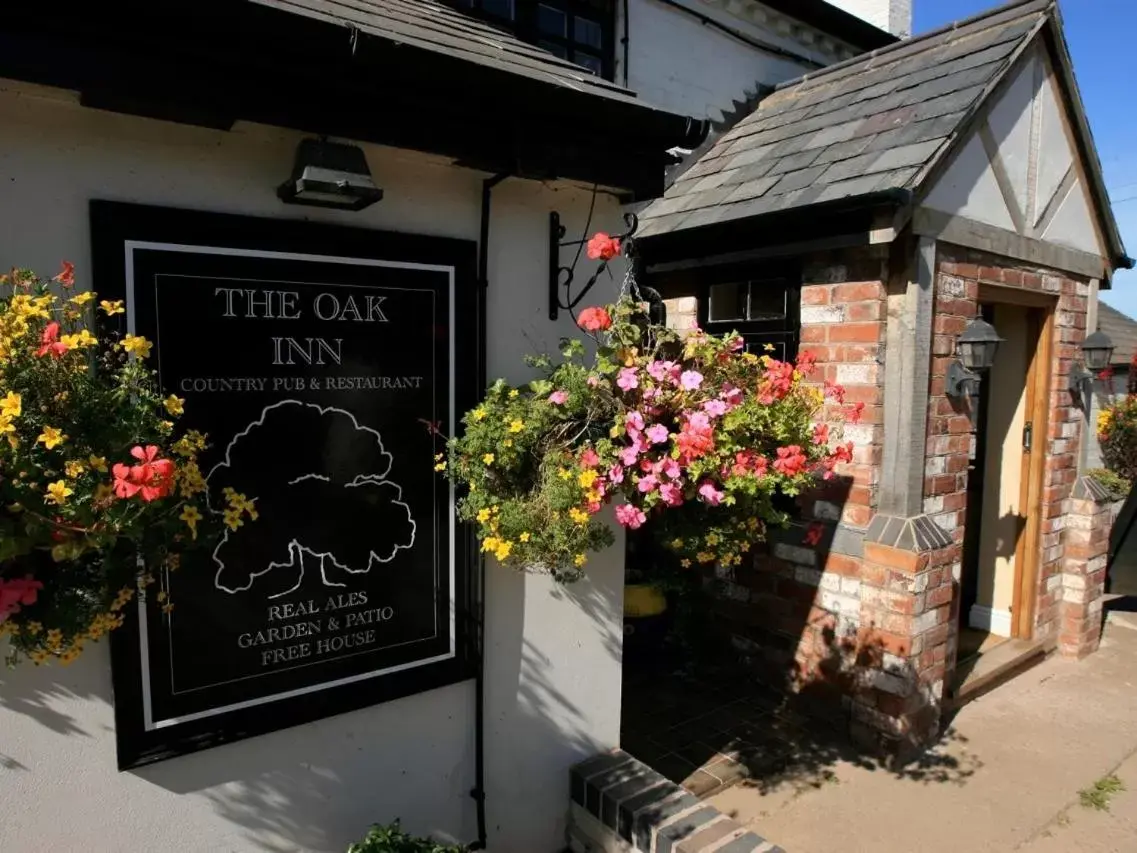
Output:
top-left (92, 202), bottom-right (478, 768)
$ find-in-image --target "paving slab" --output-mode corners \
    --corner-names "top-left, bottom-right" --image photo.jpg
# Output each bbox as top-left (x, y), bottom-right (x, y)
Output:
top-left (708, 621), bottom-right (1137, 853)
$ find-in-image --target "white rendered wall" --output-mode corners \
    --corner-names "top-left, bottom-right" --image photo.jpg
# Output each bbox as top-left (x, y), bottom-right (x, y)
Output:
top-left (621, 0), bottom-right (860, 124)
top-left (827, 0), bottom-right (912, 37)
top-left (0, 79), bottom-right (626, 853)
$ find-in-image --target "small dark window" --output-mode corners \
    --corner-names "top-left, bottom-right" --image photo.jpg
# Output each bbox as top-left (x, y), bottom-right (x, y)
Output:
top-left (701, 273), bottom-right (799, 362)
top-left (448, 0), bottom-right (615, 78)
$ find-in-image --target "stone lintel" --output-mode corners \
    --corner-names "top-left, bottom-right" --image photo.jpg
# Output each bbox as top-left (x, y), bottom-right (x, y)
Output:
top-left (1073, 474), bottom-right (1114, 504)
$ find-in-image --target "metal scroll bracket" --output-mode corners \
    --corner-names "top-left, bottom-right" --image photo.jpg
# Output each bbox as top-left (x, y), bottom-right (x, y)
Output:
top-left (548, 211), bottom-right (638, 321)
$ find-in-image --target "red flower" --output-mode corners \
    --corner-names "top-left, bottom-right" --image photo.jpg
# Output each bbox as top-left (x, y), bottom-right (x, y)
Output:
top-left (795, 350), bottom-right (818, 377)
top-left (53, 260), bottom-right (75, 288)
top-left (0, 575), bottom-right (44, 622)
top-left (812, 423), bottom-right (830, 446)
top-left (803, 523), bottom-right (824, 547)
top-left (758, 360), bottom-right (795, 404)
top-left (577, 306), bottom-right (613, 332)
top-left (36, 322), bottom-right (69, 358)
top-left (580, 448), bottom-right (600, 468)
top-left (1099, 365), bottom-right (1115, 382)
top-left (845, 402), bottom-right (865, 424)
top-left (586, 233), bottom-right (621, 262)
top-left (112, 446), bottom-right (176, 502)
top-left (824, 380), bottom-right (846, 404)
top-left (773, 445), bottom-right (808, 477)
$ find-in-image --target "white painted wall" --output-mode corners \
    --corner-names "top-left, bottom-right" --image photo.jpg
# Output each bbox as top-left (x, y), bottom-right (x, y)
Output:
top-left (827, 0), bottom-right (912, 38)
top-left (0, 79), bottom-right (627, 853)
top-left (621, 0), bottom-right (859, 124)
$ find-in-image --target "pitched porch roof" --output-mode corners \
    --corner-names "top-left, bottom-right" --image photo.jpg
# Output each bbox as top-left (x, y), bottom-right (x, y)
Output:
top-left (637, 0), bottom-right (1127, 271)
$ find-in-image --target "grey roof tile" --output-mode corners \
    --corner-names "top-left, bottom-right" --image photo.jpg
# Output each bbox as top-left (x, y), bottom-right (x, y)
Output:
top-left (642, 0), bottom-right (1050, 237)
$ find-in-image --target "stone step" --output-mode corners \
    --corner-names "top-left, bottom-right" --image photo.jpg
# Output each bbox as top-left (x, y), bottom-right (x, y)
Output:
top-left (949, 636), bottom-right (1052, 705)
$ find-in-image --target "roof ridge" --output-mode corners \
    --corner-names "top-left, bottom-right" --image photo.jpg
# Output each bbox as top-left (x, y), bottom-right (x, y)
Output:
top-left (772, 0), bottom-right (1054, 94)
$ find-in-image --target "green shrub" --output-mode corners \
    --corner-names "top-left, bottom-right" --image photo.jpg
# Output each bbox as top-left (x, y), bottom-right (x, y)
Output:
top-left (1099, 395), bottom-right (1137, 483)
top-left (1086, 468), bottom-right (1131, 502)
top-left (346, 822), bottom-right (465, 853)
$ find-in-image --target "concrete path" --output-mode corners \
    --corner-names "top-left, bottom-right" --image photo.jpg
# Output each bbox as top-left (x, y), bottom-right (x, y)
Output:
top-left (708, 618), bottom-right (1137, 853)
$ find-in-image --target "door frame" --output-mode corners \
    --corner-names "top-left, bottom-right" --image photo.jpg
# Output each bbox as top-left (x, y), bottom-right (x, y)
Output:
top-left (977, 284), bottom-right (1056, 640)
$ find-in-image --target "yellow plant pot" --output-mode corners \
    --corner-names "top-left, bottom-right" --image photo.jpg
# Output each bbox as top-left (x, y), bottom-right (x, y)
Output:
top-left (624, 583), bottom-right (667, 618)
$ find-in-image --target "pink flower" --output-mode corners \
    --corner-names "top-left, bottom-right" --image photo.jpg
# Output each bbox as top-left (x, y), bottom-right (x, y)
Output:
top-left (615, 503), bottom-right (647, 530)
top-left (824, 380), bottom-right (846, 404)
top-left (625, 411), bottom-right (645, 436)
top-left (697, 481), bottom-right (724, 506)
top-left (721, 384), bottom-right (744, 407)
top-left (549, 390), bottom-right (568, 405)
top-left (587, 375), bottom-right (600, 388)
top-left (617, 367), bottom-right (639, 392)
top-left (0, 575), bottom-right (44, 622)
top-left (812, 423), bottom-right (830, 445)
top-left (796, 350), bottom-right (818, 377)
top-left (608, 464), bottom-right (625, 485)
top-left (647, 360), bottom-right (677, 382)
top-left (580, 448), bottom-right (600, 468)
top-left (639, 458), bottom-right (654, 473)
top-left (646, 424), bottom-right (669, 444)
top-left (661, 458), bottom-right (680, 480)
top-left (660, 483), bottom-right (684, 507)
top-left (642, 387), bottom-right (661, 401)
top-left (846, 402), bottom-right (865, 424)
top-left (619, 445), bottom-right (640, 467)
top-left (638, 474), bottom-right (659, 494)
top-left (728, 336), bottom-right (744, 352)
top-left (703, 399), bottom-right (727, 418)
top-left (680, 370), bottom-right (703, 391)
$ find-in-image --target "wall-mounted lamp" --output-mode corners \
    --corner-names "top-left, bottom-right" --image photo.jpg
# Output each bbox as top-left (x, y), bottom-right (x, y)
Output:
top-left (1069, 330), bottom-right (1115, 406)
top-left (277, 139), bottom-right (383, 211)
top-left (946, 317), bottom-right (1004, 424)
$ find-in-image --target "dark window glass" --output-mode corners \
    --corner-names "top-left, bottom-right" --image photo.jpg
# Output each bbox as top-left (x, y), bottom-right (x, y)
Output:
top-left (575, 52), bottom-right (603, 75)
top-left (539, 40), bottom-right (568, 58)
top-left (574, 16), bottom-right (603, 48)
top-left (482, 0), bottom-right (516, 18)
top-left (708, 282), bottom-right (748, 323)
top-left (538, 4), bottom-right (567, 35)
top-left (746, 282), bottom-right (788, 321)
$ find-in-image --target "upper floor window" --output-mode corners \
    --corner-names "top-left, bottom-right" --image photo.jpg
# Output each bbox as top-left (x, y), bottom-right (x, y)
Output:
top-left (450, 0), bottom-right (615, 78)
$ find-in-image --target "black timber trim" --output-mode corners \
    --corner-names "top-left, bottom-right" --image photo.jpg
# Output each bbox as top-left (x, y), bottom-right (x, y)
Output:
top-left (0, 2), bottom-right (705, 199)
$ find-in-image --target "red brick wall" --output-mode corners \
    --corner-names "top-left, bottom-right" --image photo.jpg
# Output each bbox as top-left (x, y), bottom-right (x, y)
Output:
top-left (932, 246), bottom-right (1090, 645)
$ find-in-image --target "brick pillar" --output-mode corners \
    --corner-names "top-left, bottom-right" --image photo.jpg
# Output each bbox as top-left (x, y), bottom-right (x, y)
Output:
top-left (1059, 477), bottom-right (1114, 658)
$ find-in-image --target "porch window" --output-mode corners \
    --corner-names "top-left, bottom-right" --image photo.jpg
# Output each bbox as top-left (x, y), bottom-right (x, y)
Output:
top-left (449, 0), bottom-right (615, 78)
top-left (701, 274), bottom-right (800, 363)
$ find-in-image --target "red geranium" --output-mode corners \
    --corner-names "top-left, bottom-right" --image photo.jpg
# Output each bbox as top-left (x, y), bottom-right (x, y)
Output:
top-left (577, 306), bottom-right (613, 332)
top-left (36, 322), bottom-right (68, 358)
top-left (586, 232), bottom-right (621, 262)
top-left (773, 445), bottom-right (808, 477)
top-left (112, 445), bottom-right (176, 502)
top-left (0, 575), bottom-right (44, 622)
top-left (52, 260), bottom-right (75, 288)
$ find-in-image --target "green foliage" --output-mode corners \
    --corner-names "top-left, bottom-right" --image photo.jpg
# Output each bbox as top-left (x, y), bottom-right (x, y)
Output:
top-left (1099, 395), bottom-right (1137, 482)
top-left (1086, 467), bottom-right (1131, 501)
top-left (1079, 774), bottom-right (1125, 811)
top-left (443, 294), bottom-right (854, 579)
top-left (346, 822), bottom-right (465, 853)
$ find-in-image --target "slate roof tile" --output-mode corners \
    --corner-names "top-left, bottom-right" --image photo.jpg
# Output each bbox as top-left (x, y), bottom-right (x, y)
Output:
top-left (643, 0), bottom-right (1055, 237)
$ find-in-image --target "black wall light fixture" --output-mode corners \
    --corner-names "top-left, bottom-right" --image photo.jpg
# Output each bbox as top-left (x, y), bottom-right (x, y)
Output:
top-left (946, 317), bottom-right (1004, 425)
top-left (1069, 330), bottom-right (1115, 407)
top-left (278, 139), bottom-right (384, 211)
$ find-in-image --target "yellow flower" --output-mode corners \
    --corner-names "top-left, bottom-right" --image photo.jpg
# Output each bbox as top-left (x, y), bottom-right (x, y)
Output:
top-left (161, 602), bottom-right (175, 615)
top-left (503, 439), bottom-right (513, 448)
top-left (481, 536), bottom-right (500, 554)
top-left (222, 508), bottom-right (244, 531)
top-left (569, 507), bottom-right (589, 524)
top-left (121, 334), bottom-right (153, 358)
top-left (519, 532), bottom-right (531, 542)
top-left (763, 343), bottom-right (776, 352)
top-left (509, 389), bottom-right (519, 398)
top-left (482, 453), bottom-right (495, 465)
top-left (573, 553), bottom-right (587, 567)
top-left (558, 468), bottom-right (572, 480)
top-left (99, 299), bottom-right (125, 316)
top-left (180, 504), bottom-right (202, 539)
top-left (64, 460), bottom-right (86, 478)
top-left (45, 480), bottom-right (73, 505)
top-left (670, 538), bottom-right (684, 549)
top-left (697, 551), bottom-right (715, 564)
top-left (89, 455), bottom-right (108, 472)
top-left (94, 483), bottom-right (113, 503)
top-left (578, 469), bottom-right (599, 489)
top-left (680, 559), bottom-right (692, 568)
top-left (163, 395), bottom-right (185, 416)
top-left (1098, 410), bottom-right (1114, 435)
top-left (25, 621), bottom-right (42, 636)
top-left (0, 391), bottom-right (21, 419)
top-left (36, 426), bottom-right (65, 449)
top-left (509, 419), bottom-right (525, 433)
top-left (472, 407), bottom-right (487, 422)
top-left (434, 462), bottom-right (447, 472)
top-left (0, 415), bottom-right (14, 435)
top-left (60, 329), bottom-right (97, 349)
top-left (706, 533), bottom-right (720, 547)
top-left (70, 291), bottom-right (96, 306)
top-left (159, 420), bottom-right (174, 433)
top-left (494, 540), bottom-right (513, 560)
top-left (476, 508), bottom-right (492, 523)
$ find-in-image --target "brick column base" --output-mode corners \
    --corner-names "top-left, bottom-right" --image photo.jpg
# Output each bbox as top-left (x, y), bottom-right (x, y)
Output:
top-left (851, 515), bottom-right (956, 756)
top-left (1059, 477), bottom-right (1116, 659)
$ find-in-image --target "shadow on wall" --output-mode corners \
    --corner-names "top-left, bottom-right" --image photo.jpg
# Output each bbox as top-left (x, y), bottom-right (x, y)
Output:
top-left (0, 643), bottom-right (114, 738)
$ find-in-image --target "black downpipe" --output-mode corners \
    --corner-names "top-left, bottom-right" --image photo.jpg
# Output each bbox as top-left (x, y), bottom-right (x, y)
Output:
top-left (468, 171), bottom-right (509, 852)
top-left (621, 0), bottom-right (630, 86)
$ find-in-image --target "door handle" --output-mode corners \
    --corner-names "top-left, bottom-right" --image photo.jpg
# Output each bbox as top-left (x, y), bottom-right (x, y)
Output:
top-left (1023, 421), bottom-right (1033, 453)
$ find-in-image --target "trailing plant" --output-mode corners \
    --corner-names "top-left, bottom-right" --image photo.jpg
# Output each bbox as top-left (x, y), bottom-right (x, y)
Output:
top-left (442, 247), bottom-right (858, 580)
top-left (1098, 392), bottom-right (1137, 483)
top-left (0, 264), bottom-right (255, 666)
top-left (346, 821), bottom-right (465, 853)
